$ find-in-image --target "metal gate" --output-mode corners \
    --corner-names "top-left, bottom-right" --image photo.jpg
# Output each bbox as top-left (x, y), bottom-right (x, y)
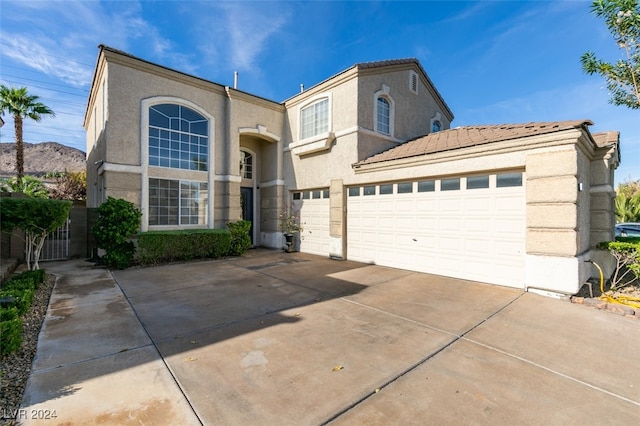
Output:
top-left (40, 218), bottom-right (70, 261)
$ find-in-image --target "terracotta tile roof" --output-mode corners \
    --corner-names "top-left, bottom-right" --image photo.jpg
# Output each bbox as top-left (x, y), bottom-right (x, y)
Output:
top-left (592, 131), bottom-right (619, 148)
top-left (355, 120), bottom-right (594, 167)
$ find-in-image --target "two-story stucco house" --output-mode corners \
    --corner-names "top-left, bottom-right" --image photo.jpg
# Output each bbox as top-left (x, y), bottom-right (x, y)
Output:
top-left (84, 45), bottom-right (620, 296)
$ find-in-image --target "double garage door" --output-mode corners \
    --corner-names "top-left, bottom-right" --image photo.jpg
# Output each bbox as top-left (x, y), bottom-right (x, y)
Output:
top-left (295, 172), bottom-right (525, 288)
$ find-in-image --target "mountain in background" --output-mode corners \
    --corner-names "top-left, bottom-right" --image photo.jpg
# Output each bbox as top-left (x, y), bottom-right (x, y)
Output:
top-left (0, 142), bottom-right (86, 177)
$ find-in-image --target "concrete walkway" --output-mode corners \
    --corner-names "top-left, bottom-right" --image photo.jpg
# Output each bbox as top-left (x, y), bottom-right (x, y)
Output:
top-left (20, 249), bottom-right (640, 425)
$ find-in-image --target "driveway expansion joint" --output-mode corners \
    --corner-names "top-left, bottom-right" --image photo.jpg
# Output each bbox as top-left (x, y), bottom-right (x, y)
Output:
top-left (322, 293), bottom-right (526, 424)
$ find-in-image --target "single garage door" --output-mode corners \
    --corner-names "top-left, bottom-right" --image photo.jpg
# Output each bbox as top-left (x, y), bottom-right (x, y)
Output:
top-left (347, 172), bottom-right (525, 288)
top-left (293, 188), bottom-right (331, 256)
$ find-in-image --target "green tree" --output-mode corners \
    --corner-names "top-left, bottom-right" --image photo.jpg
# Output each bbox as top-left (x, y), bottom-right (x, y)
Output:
top-left (93, 197), bottom-right (142, 269)
top-left (45, 170), bottom-right (87, 200)
top-left (617, 178), bottom-right (640, 198)
top-left (581, 0), bottom-right (640, 109)
top-left (615, 179), bottom-right (640, 221)
top-left (0, 176), bottom-right (49, 198)
top-left (0, 198), bottom-right (72, 270)
top-left (0, 85), bottom-right (55, 179)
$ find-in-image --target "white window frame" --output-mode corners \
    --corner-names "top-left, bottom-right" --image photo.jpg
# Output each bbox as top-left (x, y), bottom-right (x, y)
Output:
top-left (374, 84), bottom-right (395, 137)
top-left (298, 93), bottom-right (332, 142)
top-left (240, 149), bottom-right (253, 180)
top-left (140, 96), bottom-right (215, 232)
top-left (147, 178), bottom-right (208, 227)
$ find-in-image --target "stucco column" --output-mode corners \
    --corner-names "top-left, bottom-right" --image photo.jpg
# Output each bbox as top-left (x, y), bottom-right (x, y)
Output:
top-left (329, 179), bottom-right (345, 259)
top-left (525, 149), bottom-right (582, 294)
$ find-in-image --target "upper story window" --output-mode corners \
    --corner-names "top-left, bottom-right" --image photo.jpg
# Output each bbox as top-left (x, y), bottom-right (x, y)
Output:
top-left (300, 97), bottom-right (329, 140)
top-left (240, 150), bottom-right (253, 179)
top-left (148, 103), bottom-right (208, 171)
top-left (374, 85), bottom-right (394, 137)
top-left (430, 112), bottom-right (443, 134)
top-left (376, 97), bottom-right (390, 135)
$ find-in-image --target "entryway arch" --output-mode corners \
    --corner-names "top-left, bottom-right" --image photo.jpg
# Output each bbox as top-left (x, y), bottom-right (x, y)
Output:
top-left (238, 125), bottom-right (283, 248)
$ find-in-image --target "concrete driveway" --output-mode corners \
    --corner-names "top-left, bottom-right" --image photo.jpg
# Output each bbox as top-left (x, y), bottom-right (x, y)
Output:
top-left (20, 249), bottom-right (640, 425)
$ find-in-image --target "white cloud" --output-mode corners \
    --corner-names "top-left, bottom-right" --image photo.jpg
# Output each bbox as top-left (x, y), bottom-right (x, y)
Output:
top-left (194, 2), bottom-right (291, 73)
top-left (0, 33), bottom-right (93, 88)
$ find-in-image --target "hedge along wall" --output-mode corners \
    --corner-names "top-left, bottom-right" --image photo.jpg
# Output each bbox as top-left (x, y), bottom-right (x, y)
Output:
top-left (136, 229), bottom-right (232, 265)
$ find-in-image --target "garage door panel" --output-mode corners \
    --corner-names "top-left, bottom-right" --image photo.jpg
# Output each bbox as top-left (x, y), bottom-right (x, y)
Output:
top-left (495, 240), bottom-right (523, 255)
top-left (464, 237), bottom-right (490, 254)
top-left (439, 198), bottom-right (461, 211)
top-left (495, 217), bottom-right (524, 234)
top-left (495, 195), bottom-right (524, 211)
top-left (465, 196), bottom-right (492, 212)
top-left (396, 217), bottom-right (416, 231)
top-left (395, 199), bottom-right (415, 212)
top-left (377, 213), bottom-right (398, 225)
top-left (415, 217), bottom-right (436, 229)
top-left (466, 217), bottom-right (493, 233)
top-left (415, 199), bottom-right (437, 210)
top-left (440, 218), bottom-right (461, 232)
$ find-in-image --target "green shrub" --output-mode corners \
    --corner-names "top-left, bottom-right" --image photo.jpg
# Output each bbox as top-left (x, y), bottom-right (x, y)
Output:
top-left (137, 229), bottom-right (231, 265)
top-left (102, 241), bottom-right (136, 270)
top-left (227, 220), bottom-right (252, 256)
top-left (16, 269), bottom-right (46, 287)
top-left (93, 197), bottom-right (142, 269)
top-left (0, 287), bottom-right (34, 315)
top-left (0, 306), bottom-right (19, 321)
top-left (0, 314), bottom-right (22, 355)
top-left (2, 276), bottom-right (36, 292)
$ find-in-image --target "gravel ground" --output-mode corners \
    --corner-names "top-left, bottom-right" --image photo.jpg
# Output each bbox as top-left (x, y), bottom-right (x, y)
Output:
top-left (1, 274), bottom-right (55, 426)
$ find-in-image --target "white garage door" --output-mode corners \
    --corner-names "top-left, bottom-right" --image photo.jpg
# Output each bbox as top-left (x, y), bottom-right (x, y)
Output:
top-left (347, 172), bottom-right (525, 288)
top-left (293, 188), bottom-right (331, 256)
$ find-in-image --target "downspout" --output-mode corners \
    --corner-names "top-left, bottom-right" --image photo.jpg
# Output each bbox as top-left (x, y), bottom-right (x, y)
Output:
top-left (222, 86), bottom-right (233, 225)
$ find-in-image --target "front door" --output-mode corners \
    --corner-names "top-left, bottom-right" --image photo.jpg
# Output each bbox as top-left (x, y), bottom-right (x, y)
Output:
top-left (240, 187), bottom-right (254, 244)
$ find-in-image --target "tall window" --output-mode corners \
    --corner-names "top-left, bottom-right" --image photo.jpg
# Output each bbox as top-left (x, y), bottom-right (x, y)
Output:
top-left (240, 150), bottom-right (253, 179)
top-left (300, 98), bottom-right (329, 139)
top-left (148, 104), bottom-right (208, 171)
top-left (148, 178), bottom-right (208, 226)
top-left (376, 97), bottom-right (390, 135)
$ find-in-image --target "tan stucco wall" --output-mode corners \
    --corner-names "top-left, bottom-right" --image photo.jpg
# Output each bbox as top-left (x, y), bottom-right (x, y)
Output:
top-left (106, 62), bottom-right (227, 169)
top-left (259, 184), bottom-right (281, 233)
top-left (525, 149), bottom-right (579, 257)
top-left (103, 171), bottom-right (141, 206)
top-left (357, 69), bottom-right (452, 141)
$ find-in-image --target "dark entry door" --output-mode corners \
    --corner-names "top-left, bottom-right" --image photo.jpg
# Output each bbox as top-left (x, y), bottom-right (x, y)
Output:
top-left (240, 187), bottom-right (254, 244)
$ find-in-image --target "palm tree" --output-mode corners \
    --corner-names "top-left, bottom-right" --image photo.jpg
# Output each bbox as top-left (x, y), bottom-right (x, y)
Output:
top-left (615, 193), bottom-right (640, 223)
top-left (0, 176), bottom-right (49, 198)
top-left (0, 85), bottom-right (55, 180)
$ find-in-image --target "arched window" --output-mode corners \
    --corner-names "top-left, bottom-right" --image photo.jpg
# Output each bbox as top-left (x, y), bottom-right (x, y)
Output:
top-left (430, 112), bottom-right (443, 134)
top-left (377, 97), bottom-right (390, 135)
top-left (240, 150), bottom-right (253, 179)
top-left (148, 104), bottom-right (208, 171)
top-left (374, 85), bottom-right (394, 136)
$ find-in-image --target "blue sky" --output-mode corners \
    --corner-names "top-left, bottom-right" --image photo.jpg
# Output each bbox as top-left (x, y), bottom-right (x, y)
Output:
top-left (0, 0), bottom-right (638, 182)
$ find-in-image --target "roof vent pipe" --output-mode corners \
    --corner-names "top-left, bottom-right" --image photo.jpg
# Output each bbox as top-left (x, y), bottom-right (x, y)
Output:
top-left (300, 83), bottom-right (304, 93)
top-left (234, 71), bottom-right (238, 89)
